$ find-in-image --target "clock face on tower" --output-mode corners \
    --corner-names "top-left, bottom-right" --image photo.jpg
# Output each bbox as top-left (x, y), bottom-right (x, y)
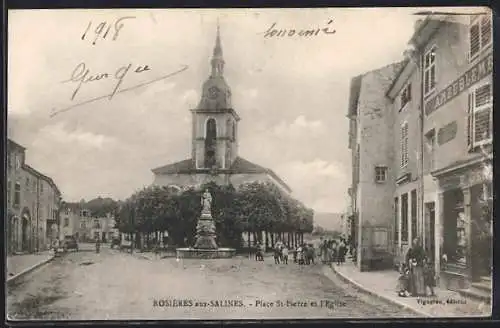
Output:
top-left (208, 86), bottom-right (219, 99)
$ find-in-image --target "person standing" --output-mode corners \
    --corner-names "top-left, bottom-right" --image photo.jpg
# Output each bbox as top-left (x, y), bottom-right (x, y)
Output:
top-left (282, 246), bottom-right (289, 264)
top-left (406, 237), bottom-right (426, 296)
top-left (274, 245), bottom-right (281, 264)
top-left (339, 238), bottom-right (347, 264)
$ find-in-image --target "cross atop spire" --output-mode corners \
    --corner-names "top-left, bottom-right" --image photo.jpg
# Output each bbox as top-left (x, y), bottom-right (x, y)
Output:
top-left (213, 19), bottom-right (223, 58)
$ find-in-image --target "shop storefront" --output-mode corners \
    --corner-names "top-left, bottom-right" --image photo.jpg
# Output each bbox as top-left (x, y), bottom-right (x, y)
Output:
top-left (433, 156), bottom-right (492, 291)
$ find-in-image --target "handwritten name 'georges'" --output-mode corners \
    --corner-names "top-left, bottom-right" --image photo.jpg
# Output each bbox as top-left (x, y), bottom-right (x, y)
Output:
top-left (64, 62), bottom-right (151, 101)
top-left (264, 19), bottom-right (336, 38)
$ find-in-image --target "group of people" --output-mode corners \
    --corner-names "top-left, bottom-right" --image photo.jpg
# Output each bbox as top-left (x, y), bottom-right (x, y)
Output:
top-left (254, 241), bottom-right (317, 265)
top-left (318, 237), bottom-right (349, 265)
top-left (397, 237), bottom-right (437, 297)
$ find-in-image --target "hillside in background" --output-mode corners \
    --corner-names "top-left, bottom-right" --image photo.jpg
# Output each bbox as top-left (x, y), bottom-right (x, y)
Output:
top-left (313, 212), bottom-right (343, 232)
top-left (63, 197), bottom-right (119, 217)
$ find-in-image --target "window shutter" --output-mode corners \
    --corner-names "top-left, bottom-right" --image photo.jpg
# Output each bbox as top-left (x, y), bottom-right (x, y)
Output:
top-left (480, 16), bottom-right (492, 47)
top-left (469, 23), bottom-right (480, 59)
top-left (467, 91), bottom-right (474, 150)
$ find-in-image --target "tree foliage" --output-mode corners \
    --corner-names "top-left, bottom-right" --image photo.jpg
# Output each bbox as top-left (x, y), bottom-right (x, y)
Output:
top-left (115, 182), bottom-right (314, 248)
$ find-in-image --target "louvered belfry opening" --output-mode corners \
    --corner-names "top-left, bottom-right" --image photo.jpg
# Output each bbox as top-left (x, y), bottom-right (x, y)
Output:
top-left (205, 118), bottom-right (217, 168)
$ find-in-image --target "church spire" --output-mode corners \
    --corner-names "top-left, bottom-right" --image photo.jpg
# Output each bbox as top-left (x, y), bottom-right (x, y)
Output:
top-left (211, 20), bottom-right (224, 77)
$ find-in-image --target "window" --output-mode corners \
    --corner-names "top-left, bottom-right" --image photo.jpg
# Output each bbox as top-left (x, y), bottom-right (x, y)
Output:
top-left (15, 155), bottom-right (21, 169)
top-left (26, 177), bottom-right (30, 192)
top-left (394, 197), bottom-right (399, 244)
top-left (401, 193), bottom-right (408, 243)
top-left (400, 83), bottom-right (412, 110)
top-left (40, 182), bottom-right (44, 194)
top-left (354, 144), bottom-right (360, 184)
top-left (64, 218), bottom-right (69, 227)
top-left (401, 123), bottom-right (409, 168)
top-left (81, 221), bottom-right (86, 229)
top-left (94, 219), bottom-right (101, 229)
top-left (7, 181), bottom-right (11, 205)
top-left (411, 189), bottom-right (417, 241)
top-left (468, 82), bottom-right (492, 148)
top-left (14, 182), bottom-right (21, 207)
top-left (375, 166), bottom-right (388, 183)
top-left (424, 46), bottom-right (437, 95)
top-left (469, 15), bottom-right (492, 60)
top-left (32, 180), bottom-right (36, 191)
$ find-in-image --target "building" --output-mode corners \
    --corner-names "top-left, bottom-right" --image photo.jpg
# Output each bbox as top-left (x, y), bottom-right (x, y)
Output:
top-left (346, 12), bottom-right (493, 294)
top-left (386, 39), bottom-right (423, 268)
top-left (6, 139), bottom-right (61, 254)
top-left (408, 13), bottom-right (493, 291)
top-left (346, 62), bottom-right (404, 271)
top-left (61, 204), bottom-right (118, 243)
top-left (151, 25), bottom-right (291, 195)
top-left (60, 203), bottom-right (81, 239)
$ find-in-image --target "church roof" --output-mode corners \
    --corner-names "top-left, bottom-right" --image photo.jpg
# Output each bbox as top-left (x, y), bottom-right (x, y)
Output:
top-left (151, 156), bottom-right (292, 193)
top-left (151, 158), bottom-right (194, 174)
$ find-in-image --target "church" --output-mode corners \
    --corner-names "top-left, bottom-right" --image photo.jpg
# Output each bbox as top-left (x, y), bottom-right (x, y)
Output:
top-left (151, 25), bottom-right (291, 194)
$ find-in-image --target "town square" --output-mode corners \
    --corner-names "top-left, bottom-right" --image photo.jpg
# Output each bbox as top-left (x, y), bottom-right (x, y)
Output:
top-left (6, 8), bottom-right (492, 320)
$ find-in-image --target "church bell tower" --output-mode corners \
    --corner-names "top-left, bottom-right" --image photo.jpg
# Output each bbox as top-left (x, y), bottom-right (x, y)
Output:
top-left (191, 22), bottom-right (240, 170)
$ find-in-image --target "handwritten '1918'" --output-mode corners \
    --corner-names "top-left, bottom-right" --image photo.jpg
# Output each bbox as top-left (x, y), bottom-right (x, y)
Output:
top-left (81, 16), bottom-right (136, 45)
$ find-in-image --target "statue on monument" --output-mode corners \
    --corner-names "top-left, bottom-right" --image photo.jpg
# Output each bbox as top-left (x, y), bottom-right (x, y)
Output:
top-left (202, 189), bottom-right (212, 213)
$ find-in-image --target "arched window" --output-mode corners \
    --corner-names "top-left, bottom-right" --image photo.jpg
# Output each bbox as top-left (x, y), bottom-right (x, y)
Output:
top-left (206, 118), bottom-right (217, 140)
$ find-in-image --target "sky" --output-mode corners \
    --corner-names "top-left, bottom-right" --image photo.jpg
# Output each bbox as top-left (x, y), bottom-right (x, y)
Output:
top-left (8, 8), bottom-right (429, 213)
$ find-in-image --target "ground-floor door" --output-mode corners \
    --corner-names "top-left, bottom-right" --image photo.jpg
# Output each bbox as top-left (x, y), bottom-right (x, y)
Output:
top-left (470, 183), bottom-right (492, 281)
top-left (22, 218), bottom-right (29, 252)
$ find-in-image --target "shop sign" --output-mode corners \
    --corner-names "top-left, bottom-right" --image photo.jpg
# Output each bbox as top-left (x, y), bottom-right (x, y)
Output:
top-left (425, 53), bottom-right (493, 116)
top-left (437, 121), bottom-right (457, 145)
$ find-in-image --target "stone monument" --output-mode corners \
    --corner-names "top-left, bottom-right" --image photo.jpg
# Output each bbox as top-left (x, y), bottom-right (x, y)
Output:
top-left (176, 189), bottom-right (236, 259)
top-left (193, 190), bottom-right (218, 249)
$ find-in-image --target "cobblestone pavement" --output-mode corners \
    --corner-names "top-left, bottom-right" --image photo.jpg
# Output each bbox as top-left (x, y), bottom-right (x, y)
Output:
top-left (7, 248), bottom-right (420, 320)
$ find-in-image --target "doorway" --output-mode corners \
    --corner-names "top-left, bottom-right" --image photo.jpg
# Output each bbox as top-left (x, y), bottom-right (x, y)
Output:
top-left (425, 202), bottom-right (436, 262)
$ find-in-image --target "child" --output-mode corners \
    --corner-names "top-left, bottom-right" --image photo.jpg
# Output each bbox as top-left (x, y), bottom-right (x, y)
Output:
top-left (423, 256), bottom-right (437, 296)
top-left (397, 263), bottom-right (411, 297)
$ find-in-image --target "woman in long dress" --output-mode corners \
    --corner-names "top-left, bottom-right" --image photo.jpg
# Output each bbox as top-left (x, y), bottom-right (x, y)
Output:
top-left (406, 237), bottom-right (426, 296)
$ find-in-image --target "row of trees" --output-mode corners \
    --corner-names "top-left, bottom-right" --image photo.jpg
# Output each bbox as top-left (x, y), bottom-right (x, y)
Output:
top-left (114, 181), bottom-right (314, 250)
